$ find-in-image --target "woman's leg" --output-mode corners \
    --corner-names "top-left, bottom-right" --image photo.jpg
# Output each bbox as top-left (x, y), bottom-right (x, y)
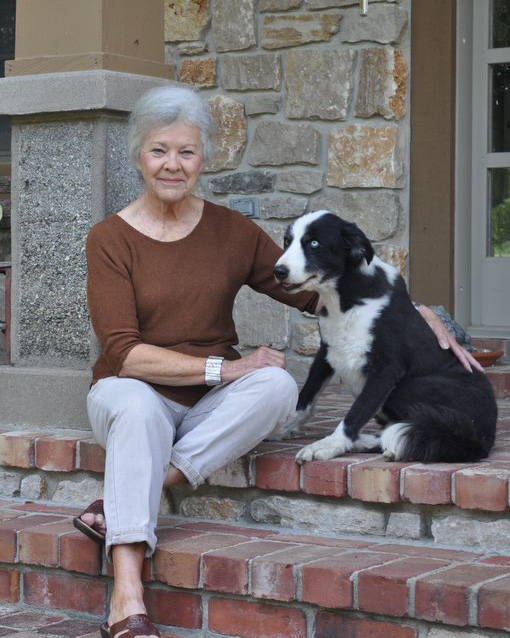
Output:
top-left (86, 377), bottom-right (183, 634)
top-left (169, 367), bottom-right (298, 487)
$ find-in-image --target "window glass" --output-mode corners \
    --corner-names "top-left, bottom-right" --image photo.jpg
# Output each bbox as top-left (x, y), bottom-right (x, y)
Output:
top-left (491, 0), bottom-right (510, 49)
top-left (488, 167), bottom-right (510, 257)
top-left (489, 63), bottom-right (510, 152)
top-left (0, 0), bottom-right (16, 160)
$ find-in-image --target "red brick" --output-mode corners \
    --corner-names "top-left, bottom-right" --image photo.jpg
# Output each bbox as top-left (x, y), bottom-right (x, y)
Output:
top-left (301, 551), bottom-right (395, 609)
top-left (368, 543), bottom-right (482, 562)
top-left (255, 453), bottom-right (300, 491)
top-left (302, 459), bottom-right (348, 497)
top-left (350, 460), bottom-right (408, 503)
top-left (454, 464), bottom-right (510, 511)
top-left (35, 435), bottom-right (79, 471)
top-left (175, 521), bottom-right (275, 538)
top-left (23, 572), bottom-right (107, 615)
top-left (144, 587), bottom-right (203, 629)
top-left (0, 610), bottom-right (67, 630)
top-left (203, 540), bottom-right (287, 594)
top-left (0, 514), bottom-right (66, 562)
top-left (478, 574), bottom-right (510, 631)
top-left (314, 611), bottom-right (417, 638)
top-left (208, 598), bottom-right (306, 638)
top-left (0, 568), bottom-right (19, 602)
top-left (78, 439), bottom-right (105, 473)
top-left (266, 534), bottom-right (370, 550)
top-left (251, 544), bottom-right (334, 601)
top-left (402, 463), bottom-right (460, 504)
top-left (19, 520), bottom-right (76, 567)
top-left (357, 557), bottom-right (450, 616)
top-left (59, 530), bottom-right (102, 575)
top-left (0, 432), bottom-right (35, 468)
top-left (415, 563), bottom-right (509, 625)
top-left (153, 532), bottom-right (247, 588)
top-left (8, 502), bottom-right (81, 515)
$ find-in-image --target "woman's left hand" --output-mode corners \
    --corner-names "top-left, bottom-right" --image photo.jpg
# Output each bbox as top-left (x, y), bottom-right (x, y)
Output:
top-left (417, 304), bottom-right (484, 373)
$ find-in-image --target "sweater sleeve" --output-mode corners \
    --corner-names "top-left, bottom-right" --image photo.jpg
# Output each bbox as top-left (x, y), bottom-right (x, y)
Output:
top-left (86, 223), bottom-right (142, 375)
top-left (246, 224), bottom-right (318, 314)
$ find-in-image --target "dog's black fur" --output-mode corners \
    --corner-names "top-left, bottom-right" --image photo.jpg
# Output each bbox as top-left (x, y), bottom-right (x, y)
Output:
top-left (273, 211), bottom-right (497, 464)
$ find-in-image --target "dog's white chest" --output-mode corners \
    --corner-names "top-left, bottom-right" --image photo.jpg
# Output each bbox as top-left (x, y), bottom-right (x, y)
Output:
top-left (320, 296), bottom-right (389, 396)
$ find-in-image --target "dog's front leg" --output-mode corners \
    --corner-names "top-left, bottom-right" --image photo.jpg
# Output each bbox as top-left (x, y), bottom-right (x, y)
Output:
top-left (296, 367), bottom-right (402, 462)
top-left (268, 342), bottom-right (334, 440)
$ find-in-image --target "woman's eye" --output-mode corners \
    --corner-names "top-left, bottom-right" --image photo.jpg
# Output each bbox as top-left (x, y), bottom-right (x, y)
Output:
top-left (310, 240), bottom-right (320, 248)
top-left (151, 149), bottom-right (165, 156)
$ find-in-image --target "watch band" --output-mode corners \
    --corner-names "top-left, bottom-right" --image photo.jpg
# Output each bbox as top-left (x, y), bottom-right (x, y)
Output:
top-left (205, 355), bottom-right (224, 386)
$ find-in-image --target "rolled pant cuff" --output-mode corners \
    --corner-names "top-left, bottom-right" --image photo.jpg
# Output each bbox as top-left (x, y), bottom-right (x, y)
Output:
top-left (170, 450), bottom-right (204, 489)
top-left (105, 527), bottom-right (158, 559)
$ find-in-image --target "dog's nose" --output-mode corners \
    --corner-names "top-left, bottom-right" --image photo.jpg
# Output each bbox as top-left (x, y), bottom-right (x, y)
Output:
top-left (273, 264), bottom-right (289, 281)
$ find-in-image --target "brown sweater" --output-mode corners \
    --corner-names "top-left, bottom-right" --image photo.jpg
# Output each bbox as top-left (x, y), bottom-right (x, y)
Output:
top-left (86, 200), bottom-right (317, 406)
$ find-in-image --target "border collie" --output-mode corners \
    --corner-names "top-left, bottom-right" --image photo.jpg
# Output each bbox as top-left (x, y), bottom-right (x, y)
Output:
top-left (272, 211), bottom-right (497, 464)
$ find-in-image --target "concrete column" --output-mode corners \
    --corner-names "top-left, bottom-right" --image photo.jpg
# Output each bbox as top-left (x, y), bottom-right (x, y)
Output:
top-left (0, 0), bottom-right (176, 429)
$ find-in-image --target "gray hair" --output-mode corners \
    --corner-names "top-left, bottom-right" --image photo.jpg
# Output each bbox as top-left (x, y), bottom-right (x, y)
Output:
top-left (127, 85), bottom-right (214, 166)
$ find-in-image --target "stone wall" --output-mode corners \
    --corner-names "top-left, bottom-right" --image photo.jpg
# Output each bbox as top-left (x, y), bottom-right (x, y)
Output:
top-left (164, 0), bottom-right (410, 380)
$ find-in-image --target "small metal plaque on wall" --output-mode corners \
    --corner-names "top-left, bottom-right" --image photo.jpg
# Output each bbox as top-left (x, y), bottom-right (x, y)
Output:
top-left (229, 197), bottom-right (259, 218)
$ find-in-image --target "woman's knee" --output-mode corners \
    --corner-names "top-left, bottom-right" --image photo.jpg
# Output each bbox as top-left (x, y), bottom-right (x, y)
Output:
top-left (251, 366), bottom-right (298, 409)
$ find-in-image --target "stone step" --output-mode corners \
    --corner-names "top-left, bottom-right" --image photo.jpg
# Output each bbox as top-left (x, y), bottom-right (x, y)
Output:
top-left (1, 391), bottom-right (510, 550)
top-left (0, 500), bottom-right (509, 636)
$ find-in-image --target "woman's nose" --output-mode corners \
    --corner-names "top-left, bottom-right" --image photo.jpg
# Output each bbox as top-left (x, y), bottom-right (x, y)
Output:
top-left (163, 152), bottom-right (179, 171)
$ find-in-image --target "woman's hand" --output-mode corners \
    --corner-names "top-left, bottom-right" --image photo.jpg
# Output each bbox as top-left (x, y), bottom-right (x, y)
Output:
top-left (417, 304), bottom-right (484, 373)
top-left (222, 346), bottom-right (286, 383)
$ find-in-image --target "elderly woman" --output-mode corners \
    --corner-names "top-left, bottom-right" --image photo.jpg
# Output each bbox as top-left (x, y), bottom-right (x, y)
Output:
top-left (74, 85), bottom-right (480, 638)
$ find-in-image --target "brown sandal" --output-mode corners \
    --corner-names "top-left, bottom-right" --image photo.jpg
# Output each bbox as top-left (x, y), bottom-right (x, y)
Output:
top-left (100, 614), bottom-right (161, 638)
top-left (72, 499), bottom-right (105, 544)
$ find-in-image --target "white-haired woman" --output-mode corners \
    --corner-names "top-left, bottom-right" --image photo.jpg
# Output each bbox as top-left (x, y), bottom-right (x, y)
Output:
top-left (74, 85), bottom-right (481, 638)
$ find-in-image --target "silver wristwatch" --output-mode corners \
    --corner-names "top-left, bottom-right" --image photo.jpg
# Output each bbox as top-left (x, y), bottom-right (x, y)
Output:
top-left (204, 355), bottom-right (224, 386)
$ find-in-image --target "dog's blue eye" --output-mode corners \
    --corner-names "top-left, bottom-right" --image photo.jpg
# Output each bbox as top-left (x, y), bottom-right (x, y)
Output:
top-left (310, 240), bottom-right (320, 248)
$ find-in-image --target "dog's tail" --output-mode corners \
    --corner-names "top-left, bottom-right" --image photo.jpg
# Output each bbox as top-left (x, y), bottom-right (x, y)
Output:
top-left (384, 404), bottom-right (495, 463)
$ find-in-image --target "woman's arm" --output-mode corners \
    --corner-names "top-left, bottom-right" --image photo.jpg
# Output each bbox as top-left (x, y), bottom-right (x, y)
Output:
top-left (416, 304), bottom-right (484, 373)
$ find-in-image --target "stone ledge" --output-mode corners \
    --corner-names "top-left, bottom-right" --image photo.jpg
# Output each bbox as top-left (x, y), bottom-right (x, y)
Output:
top-left (0, 70), bottom-right (181, 116)
top-left (0, 503), bottom-right (509, 633)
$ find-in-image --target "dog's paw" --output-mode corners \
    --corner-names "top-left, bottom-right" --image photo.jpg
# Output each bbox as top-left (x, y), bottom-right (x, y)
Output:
top-left (295, 432), bottom-right (352, 463)
top-left (266, 410), bottom-right (308, 441)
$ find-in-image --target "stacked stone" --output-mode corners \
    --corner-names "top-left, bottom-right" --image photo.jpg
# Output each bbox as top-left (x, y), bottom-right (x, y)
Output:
top-left (164, 0), bottom-right (409, 379)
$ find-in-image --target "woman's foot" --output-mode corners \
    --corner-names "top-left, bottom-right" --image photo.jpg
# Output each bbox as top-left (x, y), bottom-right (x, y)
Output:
top-left (73, 499), bottom-right (106, 543)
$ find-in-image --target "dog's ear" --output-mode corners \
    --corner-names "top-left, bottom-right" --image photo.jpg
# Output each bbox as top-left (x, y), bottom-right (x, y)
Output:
top-left (341, 223), bottom-right (374, 266)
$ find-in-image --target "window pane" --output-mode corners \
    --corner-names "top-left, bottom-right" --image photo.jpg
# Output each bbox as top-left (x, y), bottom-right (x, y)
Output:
top-left (490, 63), bottom-right (510, 152)
top-left (491, 0), bottom-right (510, 48)
top-left (488, 168), bottom-right (510, 257)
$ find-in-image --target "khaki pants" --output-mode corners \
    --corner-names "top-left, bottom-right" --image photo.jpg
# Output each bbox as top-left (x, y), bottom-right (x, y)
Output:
top-left (87, 367), bottom-right (297, 556)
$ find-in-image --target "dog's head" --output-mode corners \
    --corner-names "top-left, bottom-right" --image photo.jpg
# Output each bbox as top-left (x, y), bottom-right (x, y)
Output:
top-left (273, 210), bottom-right (374, 292)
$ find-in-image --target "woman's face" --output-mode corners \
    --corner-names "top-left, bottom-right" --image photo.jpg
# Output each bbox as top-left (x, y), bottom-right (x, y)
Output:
top-left (138, 122), bottom-right (204, 204)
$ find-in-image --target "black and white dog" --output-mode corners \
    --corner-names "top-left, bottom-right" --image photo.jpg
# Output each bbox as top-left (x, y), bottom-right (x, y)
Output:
top-left (273, 211), bottom-right (497, 464)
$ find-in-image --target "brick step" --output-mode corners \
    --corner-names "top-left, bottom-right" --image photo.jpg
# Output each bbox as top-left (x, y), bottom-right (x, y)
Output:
top-left (2, 393), bottom-right (510, 550)
top-left (0, 500), bottom-right (509, 636)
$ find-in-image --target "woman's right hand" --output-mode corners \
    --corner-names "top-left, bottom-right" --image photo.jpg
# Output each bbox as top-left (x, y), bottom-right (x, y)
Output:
top-left (222, 346), bottom-right (287, 383)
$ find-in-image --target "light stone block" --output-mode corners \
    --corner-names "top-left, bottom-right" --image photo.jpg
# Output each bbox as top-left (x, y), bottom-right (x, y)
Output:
top-left (260, 0), bottom-right (303, 11)
top-left (164, 0), bottom-right (209, 42)
top-left (356, 46), bottom-right (408, 120)
top-left (244, 95), bottom-right (280, 115)
top-left (431, 514), bottom-right (510, 551)
top-left (341, 3), bottom-right (408, 44)
top-left (374, 244), bottom-right (408, 278)
top-left (250, 496), bottom-right (386, 535)
top-left (386, 512), bottom-right (423, 540)
top-left (276, 170), bottom-right (323, 194)
top-left (212, 0), bottom-right (256, 52)
top-left (0, 470), bottom-right (21, 497)
top-left (20, 474), bottom-right (48, 500)
top-left (250, 121), bottom-right (321, 166)
top-left (311, 191), bottom-right (402, 241)
top-left (285, 48), bottom-right (355, 120)
top-left (204, 95), bottom-right (247, 172)
top-left (307, 0), bottom-right (397, 7)
top-left (222, 53), bottom-right (281, 91)
top-left (259, 195), bottom-right (307, 219)
top-left (328, 124), bottom-right (404, 188)
top-left (291, 321), bottom-right (320, 356)
top-left (262, 13), bottom-right (341, 49)
top-left (176, 41), bottom-right (208, 56)
top-left (52, 477), bottom-right (104, 505)
top-left (180, 496), bottom-right (247, 521)
top-left (234, 285), bottom-right (290, 350)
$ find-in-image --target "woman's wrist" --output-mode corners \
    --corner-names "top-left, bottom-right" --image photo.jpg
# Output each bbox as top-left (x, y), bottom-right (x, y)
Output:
top-left (204, 355), bottom-right (224, 386)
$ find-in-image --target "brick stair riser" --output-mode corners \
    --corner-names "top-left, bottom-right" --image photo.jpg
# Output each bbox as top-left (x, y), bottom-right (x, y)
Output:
top-left (0, 506), bottom-right (510, 636)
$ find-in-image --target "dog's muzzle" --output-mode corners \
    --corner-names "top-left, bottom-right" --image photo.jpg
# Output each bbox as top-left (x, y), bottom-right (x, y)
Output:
top-left (273, 264), bottom-right (289, 282)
